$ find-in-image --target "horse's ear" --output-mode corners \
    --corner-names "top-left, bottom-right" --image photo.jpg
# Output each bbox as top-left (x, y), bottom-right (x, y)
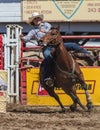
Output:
top-left (56, 24), bottom-right (60, 31)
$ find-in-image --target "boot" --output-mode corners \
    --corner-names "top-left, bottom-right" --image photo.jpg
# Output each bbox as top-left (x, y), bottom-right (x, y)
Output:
top-left (74, 53), bottom-right (95, 66)
top-left (84, 54), bottom-right (95, 66)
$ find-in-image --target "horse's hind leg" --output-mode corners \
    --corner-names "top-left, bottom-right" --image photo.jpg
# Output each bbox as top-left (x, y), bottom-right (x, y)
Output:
top-left (75, 70), bottom-right (93, 111)
top-left (77, 75), bottom-right (93, 111)
top-left (81, 82), bottom-right (93, 111)
top-left (47, 87), bottom-right (66, 112)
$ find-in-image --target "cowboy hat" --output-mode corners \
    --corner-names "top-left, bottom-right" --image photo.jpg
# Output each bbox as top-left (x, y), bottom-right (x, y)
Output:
top-left (29, 12), bottom-right (43, 24)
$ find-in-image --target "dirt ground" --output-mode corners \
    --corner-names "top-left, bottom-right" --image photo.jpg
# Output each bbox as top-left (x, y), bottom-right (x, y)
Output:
top-left (0, 104), bottom-right (100, 130)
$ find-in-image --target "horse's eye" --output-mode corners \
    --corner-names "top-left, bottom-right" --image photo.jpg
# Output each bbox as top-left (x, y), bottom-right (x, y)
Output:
top-left (51, 33), bottom-right (55, 36)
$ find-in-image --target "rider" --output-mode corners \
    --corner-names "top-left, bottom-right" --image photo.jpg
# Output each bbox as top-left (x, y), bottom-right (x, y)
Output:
top-left (20, 12), bottom-right (95, 87)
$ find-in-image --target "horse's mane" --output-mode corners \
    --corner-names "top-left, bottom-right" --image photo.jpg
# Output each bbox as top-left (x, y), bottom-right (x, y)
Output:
top-left (51, 27), bottom-right (57, 29)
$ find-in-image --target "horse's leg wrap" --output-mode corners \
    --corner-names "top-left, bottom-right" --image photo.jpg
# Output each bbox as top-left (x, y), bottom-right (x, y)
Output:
top-left (85, 90), bottom-right (93, 111)
top-left (81, 83), bottom-right (92, 103)
top-left (81, 83), bottom-right (93, 111)
top-left (85, 90), bottom-right (92, 103)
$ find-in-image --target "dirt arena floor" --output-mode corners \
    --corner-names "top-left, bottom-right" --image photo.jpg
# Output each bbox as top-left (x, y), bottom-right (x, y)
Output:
top-left (0, 104), bottom-right (100, 130)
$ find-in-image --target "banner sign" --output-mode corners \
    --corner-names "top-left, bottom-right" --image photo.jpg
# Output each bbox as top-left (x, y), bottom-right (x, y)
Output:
top-left (26, 67), bottom-right (100, 106)
top-left (22, 0), bottom-right (100, 22)
top-left (0, 70), bottom-right (7, 91)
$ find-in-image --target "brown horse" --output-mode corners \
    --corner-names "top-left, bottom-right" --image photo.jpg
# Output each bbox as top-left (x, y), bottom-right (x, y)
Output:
top-left (39, 27), bottom-right (93, 112)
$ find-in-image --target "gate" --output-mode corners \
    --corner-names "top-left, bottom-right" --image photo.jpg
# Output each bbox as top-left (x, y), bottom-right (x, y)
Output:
top-left (3, 24), bottom-right (22, 103)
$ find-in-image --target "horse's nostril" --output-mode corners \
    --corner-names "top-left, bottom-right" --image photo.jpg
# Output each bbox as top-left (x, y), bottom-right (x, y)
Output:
top-left (39, 40), bottom-right (43, 42)
top-left (38, 40), bottom-right (43, 46)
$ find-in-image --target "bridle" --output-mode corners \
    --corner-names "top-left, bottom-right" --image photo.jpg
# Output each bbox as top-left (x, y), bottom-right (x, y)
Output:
top-left (42, 30), bottom-right (63, 48)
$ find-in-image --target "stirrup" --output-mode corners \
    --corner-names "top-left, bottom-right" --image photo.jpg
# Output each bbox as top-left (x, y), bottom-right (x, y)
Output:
top-left (44, 78), bottom-right (54, 87)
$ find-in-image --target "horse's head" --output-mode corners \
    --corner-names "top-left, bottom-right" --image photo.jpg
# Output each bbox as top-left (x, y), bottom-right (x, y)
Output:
top-left (39, 27), bottom-right (63, 47)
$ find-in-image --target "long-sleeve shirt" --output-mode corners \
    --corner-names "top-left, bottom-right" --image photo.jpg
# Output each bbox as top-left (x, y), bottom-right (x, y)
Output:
top-left (22, 22), bottom-right (51, 43)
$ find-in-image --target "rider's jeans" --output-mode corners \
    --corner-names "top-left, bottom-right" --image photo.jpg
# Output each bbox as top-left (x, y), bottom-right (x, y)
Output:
top-left (64, 42), bottom-right (89, 54)
top-left (43, 46), bottom-right (53, 80)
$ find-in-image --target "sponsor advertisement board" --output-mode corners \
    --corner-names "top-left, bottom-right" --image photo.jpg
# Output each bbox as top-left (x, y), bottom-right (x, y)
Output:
top-left (22, 0), bottom-right (100, 22)
top-left (0, 70), bottom-right (7, 91)
top-left (0, 70), bottom-right (7, 113)
top-left (26, 67), bottom-right (100, 106)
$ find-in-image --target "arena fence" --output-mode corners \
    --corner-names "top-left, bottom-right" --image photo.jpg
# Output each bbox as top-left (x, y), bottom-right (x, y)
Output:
top-left (1, 24), bottom-right (100, 105)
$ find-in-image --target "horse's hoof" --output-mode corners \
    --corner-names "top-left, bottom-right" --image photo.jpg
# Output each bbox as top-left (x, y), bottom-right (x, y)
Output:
top-left (61, 107), bottom-right (66, 113)
top-left (87, 102), bottom-right (93, 112)
top-left (70, 105), bottom-right (77, 112)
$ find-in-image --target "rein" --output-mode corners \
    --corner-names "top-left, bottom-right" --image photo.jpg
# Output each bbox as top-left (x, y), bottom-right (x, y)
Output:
top-left (54, 54), bottom-right (76, 78)
top-left (48, 42), bottom-right (60, 48)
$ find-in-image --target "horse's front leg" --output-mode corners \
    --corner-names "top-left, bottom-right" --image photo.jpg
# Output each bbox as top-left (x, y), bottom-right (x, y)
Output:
top-left (46, 87), bottom-right (66, 112)
top-left (69, 92), bottom-right (86, 112)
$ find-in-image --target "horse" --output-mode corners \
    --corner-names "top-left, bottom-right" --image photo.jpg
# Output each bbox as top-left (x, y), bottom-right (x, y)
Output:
top-left (39, 27), bottom-right (93, 112)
